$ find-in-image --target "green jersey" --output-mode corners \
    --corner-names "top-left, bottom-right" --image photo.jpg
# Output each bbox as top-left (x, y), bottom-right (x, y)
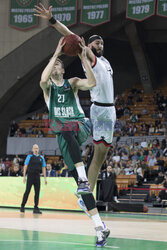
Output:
top-left (48, 79), bottom-right (85, 133)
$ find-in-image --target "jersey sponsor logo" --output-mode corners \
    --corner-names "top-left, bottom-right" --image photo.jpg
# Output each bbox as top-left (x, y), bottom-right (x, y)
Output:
top-left (54, 106), bottom-right (75, 118)
top-left (45, 119), bottom-right (81, 132)
top-left (16, 0), bottom-right (33, 7)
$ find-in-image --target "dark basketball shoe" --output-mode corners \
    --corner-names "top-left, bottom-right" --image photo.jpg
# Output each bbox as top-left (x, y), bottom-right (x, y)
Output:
top-left (33, 207), bottom-right (42, 214)
top-left (20, 206), bottom-right (25, 213)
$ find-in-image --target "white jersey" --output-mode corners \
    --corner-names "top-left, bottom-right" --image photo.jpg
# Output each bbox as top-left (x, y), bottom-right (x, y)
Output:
top-left (90, 56), bottom-right (114, 103)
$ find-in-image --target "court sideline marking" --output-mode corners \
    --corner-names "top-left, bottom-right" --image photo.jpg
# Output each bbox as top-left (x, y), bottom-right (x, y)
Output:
top-left (0, 239), bottom-right (119, 248)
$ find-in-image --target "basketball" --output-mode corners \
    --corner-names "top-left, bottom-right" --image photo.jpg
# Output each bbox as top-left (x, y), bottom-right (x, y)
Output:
top-left (63, 34), bottom-right (82, 56)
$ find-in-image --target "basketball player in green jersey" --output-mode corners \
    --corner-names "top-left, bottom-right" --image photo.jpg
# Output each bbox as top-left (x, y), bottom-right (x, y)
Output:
top-left (40, 38), bottom-right (110, 247)
top-left (34, 3), bottom-right (116, 194)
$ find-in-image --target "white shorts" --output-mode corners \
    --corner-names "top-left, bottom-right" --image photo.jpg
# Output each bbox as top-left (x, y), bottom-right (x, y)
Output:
top-left (90, 104), bottom-right (116, 146)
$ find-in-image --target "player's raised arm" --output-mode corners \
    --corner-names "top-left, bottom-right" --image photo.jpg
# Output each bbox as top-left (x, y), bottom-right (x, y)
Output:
top-left (70, 39), bottom-right (96, 91)
top-left (33, 3), bottom-right (73, 37)
top-left (40, 37), bottom-right (65, 98)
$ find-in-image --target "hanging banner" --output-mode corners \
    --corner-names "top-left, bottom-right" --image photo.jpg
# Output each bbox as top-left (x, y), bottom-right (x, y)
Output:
top-left (9, 0), bottom-right (39, 31)
top-left (126, 0), bottom-right (156, 21)
top-left (80, 0), bottom-right (111, 26)
top-left (157, 0), bottom-right (167, 17)
top-left (49, 0), bottom-right (77, 27)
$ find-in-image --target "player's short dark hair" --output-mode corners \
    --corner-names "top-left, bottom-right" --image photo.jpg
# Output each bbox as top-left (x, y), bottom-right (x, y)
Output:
top-left (88, 35), bottom-right (103, 45)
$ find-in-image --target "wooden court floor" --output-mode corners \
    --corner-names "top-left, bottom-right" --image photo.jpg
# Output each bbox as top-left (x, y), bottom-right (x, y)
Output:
top-left (0, 208), bottom-right (167, 250)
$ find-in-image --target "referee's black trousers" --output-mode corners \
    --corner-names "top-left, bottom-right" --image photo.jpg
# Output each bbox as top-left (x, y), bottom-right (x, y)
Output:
top-left (21, 174), bottom-right (40, 208)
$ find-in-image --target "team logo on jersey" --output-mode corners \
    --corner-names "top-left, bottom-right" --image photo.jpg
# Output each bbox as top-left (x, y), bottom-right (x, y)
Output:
top-left (16, 0), bottom-right (33, 7)
top-left (56, 0), bottom-right (69, 6)
top-left (64, 83), bottom-right (70, 91)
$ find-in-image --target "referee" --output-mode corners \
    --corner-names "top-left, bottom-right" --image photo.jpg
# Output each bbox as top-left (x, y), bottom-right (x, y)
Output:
top-left (20, 144), bottom-right (47, 214)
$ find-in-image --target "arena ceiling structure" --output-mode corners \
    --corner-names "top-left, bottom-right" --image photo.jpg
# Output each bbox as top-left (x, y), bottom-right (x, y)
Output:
top-left (0, 0), bottom-right (167, 155)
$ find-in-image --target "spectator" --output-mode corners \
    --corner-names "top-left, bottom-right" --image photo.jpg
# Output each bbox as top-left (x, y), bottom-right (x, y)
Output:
top-left (0, 165), bottom-right (8, 176)
top-left (148, 155), bottom-right (157, 167)
top-left (124, 164), bottom-right (134, 175)
top-left (157, 174), bottom-right (167, 202)
top-left (19, 126), bottom-right (26, 134)
top-left (130, 113), bottom-right (138, 123)
top-left (13, 154), bottom-right (21, 165)
top-left (14, 128), bottom-right (22, 137)
top-left (52, 158), bottom-right (61, 176)
top-left (114, 163), bottom-right (121, 175)
top-left (10, 120), bottom-right (18, 137)
top-left (26, 126), bottom-right (33, 136)
top-left (32, 113), bottom-right (39, 120)
top-left (46, 163), bottom-right (56, 177)
top-left (149, 124), bottom-right (155, 136)
top-left (101, 165), bottom-right (119, 203)
top-left (135, 163), bottom-right (143, 185)
top-left (37, 130), bottom-right (44, 138)
top-left (124, 107), bottom-right (130, 116)
top-left (10, 164), bottom-right (23, 177)
top-left (141, 107), bottom-right (148, 115)
top-left (4, 158), bottom-right (11, 172)
top-left (112, 150), bottom-right (120, 163)
top-left (141, 138), bottom-right (148, 148)
top-left (121, 152), bottom-right (129, 161)
top-left (154, 172), bottom-right (164, 184)
top-left (42, 112), bottom-right (49, 120)
top-left (140, 160), bottom-right (149, 182)
top-left (0, 158), bottom-right (5, 170)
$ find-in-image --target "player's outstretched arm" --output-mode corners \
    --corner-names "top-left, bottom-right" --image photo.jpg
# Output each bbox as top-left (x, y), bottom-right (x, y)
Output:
top-left (70, 39), bottom-right (96, 91)
top-left (33, 3), bottom-right (73, 36)
top-left (40, 37), bottom-right (65, 98)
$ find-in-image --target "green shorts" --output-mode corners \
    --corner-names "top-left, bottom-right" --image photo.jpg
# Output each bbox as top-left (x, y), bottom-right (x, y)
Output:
top-left (57, 119), bottom-right (91, 172)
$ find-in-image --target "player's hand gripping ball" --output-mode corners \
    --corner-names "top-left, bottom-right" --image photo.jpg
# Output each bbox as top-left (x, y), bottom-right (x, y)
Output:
top-left (63, 34), bottom-right (82, 56)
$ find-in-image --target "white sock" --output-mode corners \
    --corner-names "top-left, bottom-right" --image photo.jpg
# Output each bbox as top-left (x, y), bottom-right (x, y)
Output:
top-left (91, 213), bottom-right (104, 228)
top-left (76, 165), bottom-right (88, 181)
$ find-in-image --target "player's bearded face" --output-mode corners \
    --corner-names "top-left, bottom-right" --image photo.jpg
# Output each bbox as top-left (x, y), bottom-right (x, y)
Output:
top-left (91, 45), bottom-right (103, 57)
top-left (90, 39), bottom-right (104, 57)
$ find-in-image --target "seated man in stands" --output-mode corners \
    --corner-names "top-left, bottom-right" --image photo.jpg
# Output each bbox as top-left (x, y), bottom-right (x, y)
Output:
top-left (154, 171), bottom-right (164, 184)
top-left (148, 154), bottom-right (157, 167)
top-left (46, 163), bottom-right (56, 177)
top-left (101, 165), bottom-right (119, 203)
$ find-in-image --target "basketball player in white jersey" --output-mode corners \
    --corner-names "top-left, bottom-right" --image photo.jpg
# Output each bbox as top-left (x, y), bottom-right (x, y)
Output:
top-left (34, 3), bottom-right (116, 192)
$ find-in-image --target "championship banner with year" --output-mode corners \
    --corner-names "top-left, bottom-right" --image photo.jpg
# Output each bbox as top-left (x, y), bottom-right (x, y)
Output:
top-left (126, 0), bottom-right (156, 21)
top-left (157, 0), bottom-right (167, 17)
top-left (49, 0), bottom-right (77, 27)
top-left (80, 0), bottom-right (111, 26)
top-left (9, 0), bottom-right (39, 30)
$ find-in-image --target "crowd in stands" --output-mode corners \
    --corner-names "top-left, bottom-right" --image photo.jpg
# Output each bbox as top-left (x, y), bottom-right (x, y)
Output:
top-left (1, 137), bottom-right (167, 202)
top-left (83, 138), bottom-right (167, 180)
top-left (82, 137), bottom-right (167, 201)
top-left (0, 155), bottom-right (70, 177)
top-left (114, 88), bottom-right (167, 137)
